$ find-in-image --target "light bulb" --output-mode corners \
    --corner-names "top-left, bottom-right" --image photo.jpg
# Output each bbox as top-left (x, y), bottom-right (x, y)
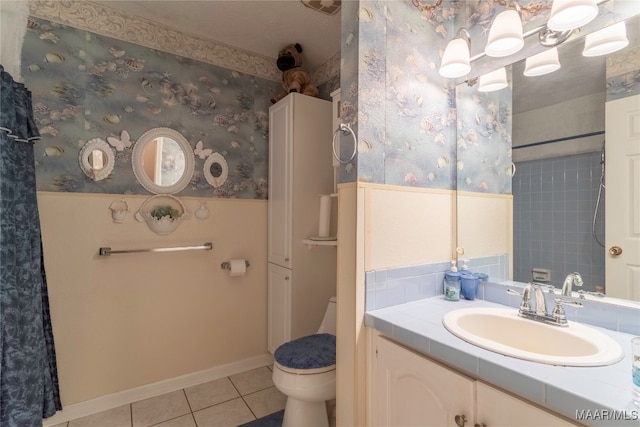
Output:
top-left (547, 0), bottom-right (598, 31)
top-left (485, 9), bottom-right (524, 57)
top-left (439, 38), bottom-right (471, 78)
top-left (583, 21), bottom-right (629, 57)
top-left (524, 48), bottom-right (561, 76)
top-left (478, 68), bottom-right (508, 92)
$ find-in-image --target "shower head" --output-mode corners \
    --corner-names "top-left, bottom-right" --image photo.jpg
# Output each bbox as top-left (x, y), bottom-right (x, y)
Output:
top-left (600, 140), bottom-right (605, 165)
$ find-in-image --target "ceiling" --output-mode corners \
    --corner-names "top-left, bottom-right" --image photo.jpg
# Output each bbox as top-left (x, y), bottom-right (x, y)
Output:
top-left (89, 0), bottom-right (342, 71)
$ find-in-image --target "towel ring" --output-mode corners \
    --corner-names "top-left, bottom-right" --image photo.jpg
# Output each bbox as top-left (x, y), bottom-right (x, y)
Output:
top-left (332, 123), bottom-right (357, 164)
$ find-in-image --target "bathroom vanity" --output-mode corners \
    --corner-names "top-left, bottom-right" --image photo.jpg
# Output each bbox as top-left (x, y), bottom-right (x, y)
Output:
top-left (373, 333), bottom-right (579, 426)
top-left (365, 298), bottom-right (638, 427)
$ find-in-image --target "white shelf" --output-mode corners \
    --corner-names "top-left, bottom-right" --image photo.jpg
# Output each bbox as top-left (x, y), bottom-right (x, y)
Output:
top-left (303, 239), bottom-right (338, 248)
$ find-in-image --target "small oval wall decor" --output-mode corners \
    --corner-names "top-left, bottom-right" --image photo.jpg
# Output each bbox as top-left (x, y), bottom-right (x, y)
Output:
top-left (203, 152), bottom-right (229, 188)
top-left (78, 138), bottom-right (115, 182)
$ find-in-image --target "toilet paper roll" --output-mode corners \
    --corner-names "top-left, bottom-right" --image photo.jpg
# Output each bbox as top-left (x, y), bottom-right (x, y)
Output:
top-left (229, 259), bottom-right (247, 276)
top-left (318, 195), bottom-right (331, 238)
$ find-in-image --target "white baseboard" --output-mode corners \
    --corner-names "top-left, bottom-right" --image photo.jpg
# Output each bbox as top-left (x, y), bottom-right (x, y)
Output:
top-left (42, 353), bottom-right (274, 426)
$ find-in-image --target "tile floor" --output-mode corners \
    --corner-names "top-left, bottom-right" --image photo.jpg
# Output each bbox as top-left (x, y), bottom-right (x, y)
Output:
top-left (50, 365), bottom-right (288, 427)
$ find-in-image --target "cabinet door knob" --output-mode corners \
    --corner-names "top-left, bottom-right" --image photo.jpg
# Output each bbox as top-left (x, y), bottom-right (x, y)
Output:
top-left (455, 414), bottom-right (467, 427)
top-left (285, 257), bottom-right (290, 262)
top-left (285, 276), bottom-right (290, 281)
top-left (474, 424), bottom-right (487, 427)
top-left (609, 246), bottom-right (622, 256)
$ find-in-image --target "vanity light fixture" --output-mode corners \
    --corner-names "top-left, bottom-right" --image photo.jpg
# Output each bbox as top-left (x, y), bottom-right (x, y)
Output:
top-left (537, 25), bottom-right (573, 48)
top-left (582, 21), bottom-right (629, 56)
top-left (485, 2), bottom-right (524, 58)
top-left (547, 0), bottom-right (599, 31)
top-left (438, 0), bottom-right (607, 80)
top-left (478, 67), bottom-right (509, 92)
top-left (524, 47), bottom-right (561, 76)
top-left (439, 28), bottom-right (471, 78)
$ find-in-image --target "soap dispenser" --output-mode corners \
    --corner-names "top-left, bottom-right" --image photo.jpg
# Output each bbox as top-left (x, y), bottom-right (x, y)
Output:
top-left (444, 260), bottom-right (461, 301)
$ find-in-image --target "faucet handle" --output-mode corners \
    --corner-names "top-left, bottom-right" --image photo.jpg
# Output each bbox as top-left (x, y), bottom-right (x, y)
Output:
top-left (555, 298), bottom-right (583, 308)
top-left (541, 284), bottom-right (556, 294)
top-left (577, 289), bottom-right (605, 299)
top-left (506, 288), bottom-right (521, 296)
top-left (507, 286), bottom-right (531, 314)
top-left (552, 298), bottom-right (583, 326)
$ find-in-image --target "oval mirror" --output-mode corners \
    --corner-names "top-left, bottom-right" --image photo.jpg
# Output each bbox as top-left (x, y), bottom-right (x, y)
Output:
top-left (132, 127), bottom-right (195, 194)
top-left (79, 138), bottom-right (115, 182)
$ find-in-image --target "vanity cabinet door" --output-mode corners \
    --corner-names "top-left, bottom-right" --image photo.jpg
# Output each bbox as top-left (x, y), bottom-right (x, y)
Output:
top-left (475, 381), bottom-right (582, 427)
top-left (373, 335), bottom-right (475, 427)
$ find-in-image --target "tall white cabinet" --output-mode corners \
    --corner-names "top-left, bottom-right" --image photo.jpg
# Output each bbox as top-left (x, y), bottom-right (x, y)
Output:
top-left (268, 93), bottom-right (336, 354)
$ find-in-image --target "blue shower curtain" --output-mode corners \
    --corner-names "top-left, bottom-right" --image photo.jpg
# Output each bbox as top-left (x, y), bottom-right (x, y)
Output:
top-left (0, 65), bottom-right (61, 426)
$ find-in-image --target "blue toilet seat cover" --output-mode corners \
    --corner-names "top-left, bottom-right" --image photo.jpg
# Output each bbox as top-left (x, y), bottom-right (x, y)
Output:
top-left (274, 333), bottom-right (336, 370)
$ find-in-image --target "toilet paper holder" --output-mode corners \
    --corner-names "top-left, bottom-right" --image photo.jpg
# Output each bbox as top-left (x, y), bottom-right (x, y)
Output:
top-left (220, 260), bottom-right (250, 270)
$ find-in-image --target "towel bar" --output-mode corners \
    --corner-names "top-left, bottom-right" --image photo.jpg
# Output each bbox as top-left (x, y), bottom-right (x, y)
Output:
top-left (99, 242), bottom-right (212, 256)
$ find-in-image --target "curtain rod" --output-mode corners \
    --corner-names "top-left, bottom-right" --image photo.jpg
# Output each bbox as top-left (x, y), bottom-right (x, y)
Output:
top-left (513, 130), bottom-right (604, 150)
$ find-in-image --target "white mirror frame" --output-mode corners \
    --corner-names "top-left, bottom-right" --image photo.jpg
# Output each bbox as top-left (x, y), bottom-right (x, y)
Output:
top-left (79, 138), bottom-right (115, 182)
top-left (132, 127), bottom-right (195, 194)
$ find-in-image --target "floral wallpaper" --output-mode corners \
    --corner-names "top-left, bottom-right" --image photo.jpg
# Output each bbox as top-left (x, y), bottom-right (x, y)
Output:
top-left (22, 1), bottom-right (635, 199)
top-left (18, 17), bottom-right (337, 202)
top-left (606, 46), bottom-right (640, 102)
top-left (343, 0), bottom-right (460, 189)
top-left (21, 17), bottom-right (284, 199)
top-left (456, 74), bottom-right (513, 194)
top-left (337, 0), bottom-right (359, 184)
top-left (607, 69), bottom-right (640, 101)
top-left (340, 0), bottom-right (636, 195)
top-left (340, 0), bottom-right (514, 193)
top-left (382, 0), bottom-right (459, 189)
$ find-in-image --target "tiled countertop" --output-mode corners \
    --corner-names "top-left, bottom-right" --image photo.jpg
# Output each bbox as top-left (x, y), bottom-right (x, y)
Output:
top-left (365, 297), bottom-right (640, 427)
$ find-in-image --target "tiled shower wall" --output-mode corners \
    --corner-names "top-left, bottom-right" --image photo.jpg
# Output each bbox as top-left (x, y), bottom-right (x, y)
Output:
top-left (513, 151), bottom-right (606, 292)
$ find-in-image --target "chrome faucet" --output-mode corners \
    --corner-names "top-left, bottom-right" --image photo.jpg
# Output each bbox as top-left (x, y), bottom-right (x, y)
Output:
top-left (508, 282), bottom-right (582, 327)
top-left (562, 272), bottom-right (583, 296)
top-left (520, 282), bottom-right (547, 317)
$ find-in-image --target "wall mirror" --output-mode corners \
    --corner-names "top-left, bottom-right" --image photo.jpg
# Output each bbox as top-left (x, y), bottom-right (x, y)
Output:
top-left (79, 138), bottom-right (115, 182)
top-left (132, 127), bottom-right (195, 194)
top-left (456, 12), bottom-right (640, 306)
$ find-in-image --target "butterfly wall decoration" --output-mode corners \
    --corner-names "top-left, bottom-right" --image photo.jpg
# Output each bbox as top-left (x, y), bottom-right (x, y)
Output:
top-left (107, 130), bottom-right (133, 151)
top-left (194, 140), bottom-right (213, 159)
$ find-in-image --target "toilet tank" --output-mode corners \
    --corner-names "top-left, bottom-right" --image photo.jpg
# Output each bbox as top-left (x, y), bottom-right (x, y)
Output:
top-left (317, 297), bottom-right (337, 335)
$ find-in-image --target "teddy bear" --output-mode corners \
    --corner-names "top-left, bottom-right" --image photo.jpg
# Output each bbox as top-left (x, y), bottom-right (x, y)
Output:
top-left (271, 43), bottom-right (319, 104)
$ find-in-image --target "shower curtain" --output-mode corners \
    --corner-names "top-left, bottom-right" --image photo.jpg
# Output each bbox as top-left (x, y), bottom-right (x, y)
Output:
top-left (0, 65), bottom-right (61, 426)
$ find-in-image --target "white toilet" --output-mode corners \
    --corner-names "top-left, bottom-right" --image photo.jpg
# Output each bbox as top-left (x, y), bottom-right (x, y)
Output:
top-left (272, 297), bottom-right (336, 427)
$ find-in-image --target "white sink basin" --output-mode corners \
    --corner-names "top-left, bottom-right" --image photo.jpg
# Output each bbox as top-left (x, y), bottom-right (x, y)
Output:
top-left (442, 308), bottom-right (624, 366)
